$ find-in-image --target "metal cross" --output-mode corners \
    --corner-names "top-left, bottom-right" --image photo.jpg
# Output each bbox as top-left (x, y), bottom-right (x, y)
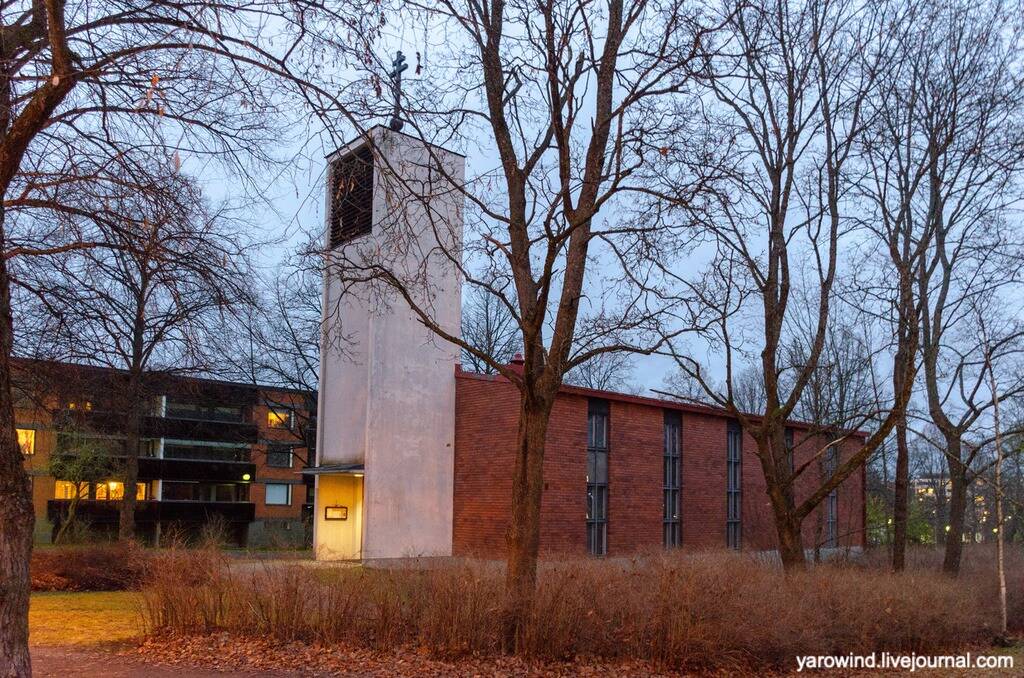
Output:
top-left (388, 50), bottom-right (408, 132)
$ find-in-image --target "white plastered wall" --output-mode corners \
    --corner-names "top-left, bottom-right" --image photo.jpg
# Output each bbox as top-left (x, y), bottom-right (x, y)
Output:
top-left (315, 126), bottom-right (464, 560)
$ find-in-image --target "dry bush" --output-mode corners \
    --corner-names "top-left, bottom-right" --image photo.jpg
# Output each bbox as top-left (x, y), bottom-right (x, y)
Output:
top-left (854, 544), bottom-right (1024, 633)
top-left (31, 542), bottom-right (153, 591)
top-left (140, 549), bottom-right (997, 672)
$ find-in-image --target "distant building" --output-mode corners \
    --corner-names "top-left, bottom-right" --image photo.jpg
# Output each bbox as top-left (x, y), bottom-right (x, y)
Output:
top-left (309, 126), bottom-right (867, 561)
top-left (910, 471), bottom-right (997, 545)
top-left (15, 359), bottom-right (315, 547)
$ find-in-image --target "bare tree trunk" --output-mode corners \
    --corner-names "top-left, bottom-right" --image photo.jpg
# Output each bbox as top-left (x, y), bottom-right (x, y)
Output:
top-left (503, 392), bottom-right (554, 651)
top-left (118, 371), bottom-right (143, 542)
top-left (892, 419), bottom-right (910, 571)
top-left (0, 205), bottom-right (34, 677)
top-left (761, 433), bottom-right (806, 570)
top-left (776, 512), bottom-right (807, 571)
top-left (943, 451), bottom-right (967, 576)
top-left (988, 364), bottom-right (1008, 640)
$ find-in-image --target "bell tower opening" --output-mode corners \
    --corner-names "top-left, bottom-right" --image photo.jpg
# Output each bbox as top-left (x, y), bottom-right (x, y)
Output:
top-left (328, 143), bottom-right (374, 248)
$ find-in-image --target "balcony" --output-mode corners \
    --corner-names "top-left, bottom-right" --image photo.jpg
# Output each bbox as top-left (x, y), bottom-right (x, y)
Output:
top-left (137, 457), bottom-right (255, 483)
top-left (47, 499), bottom-right (256, 525)
top-left (55, 410), bottom-right (258, 444)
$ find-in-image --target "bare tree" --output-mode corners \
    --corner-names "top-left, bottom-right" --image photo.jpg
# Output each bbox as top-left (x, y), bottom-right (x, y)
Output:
top-left (327, 0), bottom-right (716, 645)
top-left (870, 0), bottom-right (1024, 576)
top-left (980, 311), bottom-right (1009, 640)
top-left (0, 3), bottom-right (379, 670)
top-left (852, 0), bottom-right (1024, 573)
top-left (654, 0), bottom-right (908, 569)
top-left (221, 247), bottom-right (323, 463)
top-left (460, 283), bottom-right (519, 375)
top-left (565, 351), bottom-right (637, 393)
top-left (20, 160), bottom-right (256, 540)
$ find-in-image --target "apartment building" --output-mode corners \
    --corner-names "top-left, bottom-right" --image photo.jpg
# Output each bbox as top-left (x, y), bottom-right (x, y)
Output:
top-left (14, 359), bottom-right (315, 547)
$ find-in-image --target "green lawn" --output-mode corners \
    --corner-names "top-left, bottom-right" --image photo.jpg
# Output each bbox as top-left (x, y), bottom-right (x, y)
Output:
top-left (29, 591), bottom-right (143, 647)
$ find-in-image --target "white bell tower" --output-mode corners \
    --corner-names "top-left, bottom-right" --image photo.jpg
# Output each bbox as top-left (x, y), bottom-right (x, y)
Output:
top-left (312, 126), bottom-right (464, 560)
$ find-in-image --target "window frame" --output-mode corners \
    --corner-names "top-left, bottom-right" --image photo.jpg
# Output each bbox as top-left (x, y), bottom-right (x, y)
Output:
top-left (586, 399), bottom-right (609, 556)
top-left (265, 444), bottom-right (294, 469)
top-left (784, 427), bottom-right (795, 475)
top-left (663, 410), bottom-right (682, 548)
top-left (267, 407), bottom-right (294, 431)
top-left (264, 482), bottom-right (292, 506)
top-left (726, 421), bottom-right (743, 550)
top-left (824, 444), bottom-right (839, 548)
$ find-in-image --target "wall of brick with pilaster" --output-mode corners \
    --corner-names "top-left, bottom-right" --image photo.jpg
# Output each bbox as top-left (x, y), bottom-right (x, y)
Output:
top-left (453, 372), bottom-right (866, 558)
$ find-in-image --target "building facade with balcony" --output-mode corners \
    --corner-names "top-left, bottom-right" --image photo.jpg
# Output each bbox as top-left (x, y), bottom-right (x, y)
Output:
top-left (14, 359), bottom-right (315, 547)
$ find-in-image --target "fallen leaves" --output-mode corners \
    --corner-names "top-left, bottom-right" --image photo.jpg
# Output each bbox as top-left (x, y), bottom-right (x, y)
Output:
top-left (126, 633), bottom-right (689, 677)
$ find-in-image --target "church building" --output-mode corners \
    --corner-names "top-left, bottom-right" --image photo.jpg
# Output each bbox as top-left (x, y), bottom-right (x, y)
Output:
top-left (309, 126), bottom-right (867, 561)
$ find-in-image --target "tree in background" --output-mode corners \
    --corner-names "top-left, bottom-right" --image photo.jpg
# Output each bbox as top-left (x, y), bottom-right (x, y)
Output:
top-left (20, 160), bottom-right (256, 541)
top-left (653, 0), bottom-right (908, 569)
top-left (460, 284), bottom-right (519, 375)
top-left (223, 247), bottom-right (323, 464)
top-left (853, 0), bottom-right (1024, 574)
top-left (565, 352), bottom-right (637, 394)
top-left (46, 433), bottom-right (116, 544)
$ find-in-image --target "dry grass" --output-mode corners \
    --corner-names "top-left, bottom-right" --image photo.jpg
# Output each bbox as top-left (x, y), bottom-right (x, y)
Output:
top-left (140, 547), bottom-right (1007, 673)
top-left (29, 591), bottom-right (142, 646)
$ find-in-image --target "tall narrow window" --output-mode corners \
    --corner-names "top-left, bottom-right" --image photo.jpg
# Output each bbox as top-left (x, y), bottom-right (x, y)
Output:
top-left (726, 421), bottom-right (742, 549)
top-left (663, 410), bottom-right (682, 547)
top-left (824, 444), bottom-right (839, 548)
top-left (586, 399), bottom-right (609, 556)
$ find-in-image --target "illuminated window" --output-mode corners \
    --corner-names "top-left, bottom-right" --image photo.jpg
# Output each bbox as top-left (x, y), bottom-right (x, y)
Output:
top-left (16, 428), bottom-right (35, 455)
top-left (267, 408), bottom-right (293, 430)
top-left (54, 480), bottom-right (89, 500)
top-left (93, 481), bottom-right (147, 501)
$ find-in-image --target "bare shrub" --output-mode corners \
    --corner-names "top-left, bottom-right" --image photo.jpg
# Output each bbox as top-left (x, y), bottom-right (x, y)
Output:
top-left (31, 542), bottom-right (151, 592)
top-left (139, 550), bottom-right (997, 672)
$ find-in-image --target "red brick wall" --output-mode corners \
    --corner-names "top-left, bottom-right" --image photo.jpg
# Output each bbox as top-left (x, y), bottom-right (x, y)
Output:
top-left (453, 372), bottom-right (867, 558)
top-left (607, 400), bottom-right (662, 552)
top-left (252, 390), bottom-right (311, 521)
top-left (452, 376), bottom-right (588, 556)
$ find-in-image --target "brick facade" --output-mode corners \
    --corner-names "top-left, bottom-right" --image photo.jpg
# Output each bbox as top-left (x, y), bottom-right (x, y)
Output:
top-left (453, 369), bottom-right (866, 558)
top-left (13, 359), bottom-right (314, 546)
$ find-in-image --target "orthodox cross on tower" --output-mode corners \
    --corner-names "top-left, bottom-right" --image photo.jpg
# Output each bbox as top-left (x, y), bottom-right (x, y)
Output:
top-left (388, 50), bottom-right (408, 132)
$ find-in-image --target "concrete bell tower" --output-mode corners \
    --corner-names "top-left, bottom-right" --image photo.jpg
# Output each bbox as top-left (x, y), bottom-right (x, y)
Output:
top-left (312, 126), bottom-right (465, 560)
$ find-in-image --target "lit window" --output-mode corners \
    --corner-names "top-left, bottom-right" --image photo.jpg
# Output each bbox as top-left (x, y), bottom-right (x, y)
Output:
top-left (93, 481), bottom-right (147, 501)
top-left (267, 408), bottom-right (292, 430)
top-left (265, 483), bottom-right (291, 506)
top-left (16, 428), bottom-right (34, 455)
top-left (54, 480), bottom-right (88, 500)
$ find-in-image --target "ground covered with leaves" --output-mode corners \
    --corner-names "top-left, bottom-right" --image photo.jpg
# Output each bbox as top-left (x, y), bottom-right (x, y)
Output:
top-left (127, 633), bottom-right (684, 677)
